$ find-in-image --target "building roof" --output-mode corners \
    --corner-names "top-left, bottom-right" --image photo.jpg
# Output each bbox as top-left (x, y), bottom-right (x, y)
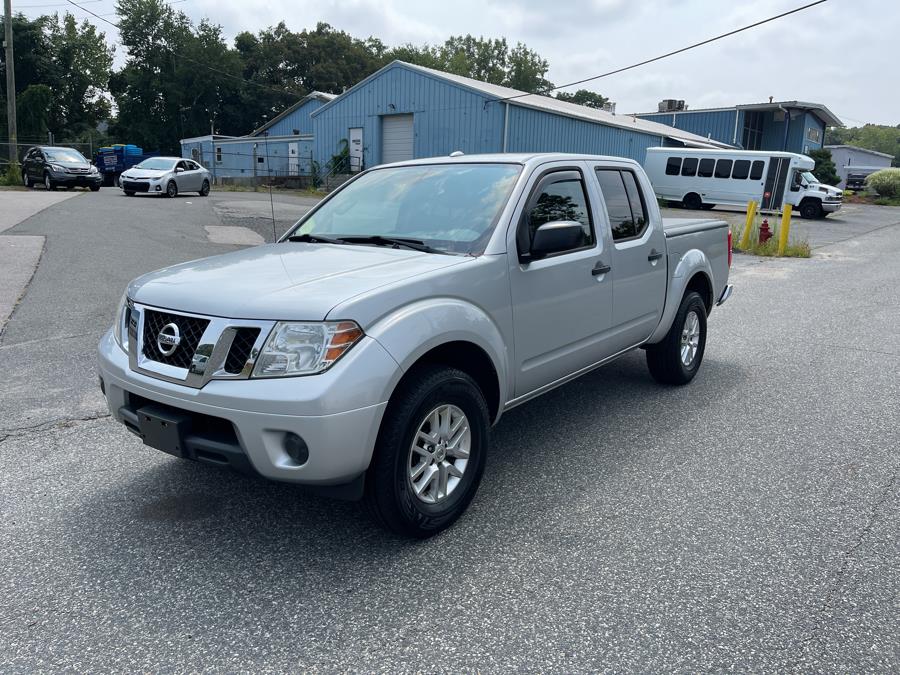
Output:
top-left (250, 91), bottom-right (336, 136)
top-left (824, 144), bottom-right (894, 159)
top-left (312, 61), bottom-right (732, 149)
top-left (636, 100), bottom-right (843, 128)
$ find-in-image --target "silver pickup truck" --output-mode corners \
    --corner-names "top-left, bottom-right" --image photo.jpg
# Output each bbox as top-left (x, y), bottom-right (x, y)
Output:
top-left (98, 153), bottom-right (733, 537)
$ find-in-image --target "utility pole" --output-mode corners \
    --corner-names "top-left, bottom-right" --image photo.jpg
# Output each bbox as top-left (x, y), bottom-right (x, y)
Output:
top-left (3, 0), bottom-right (18, 172)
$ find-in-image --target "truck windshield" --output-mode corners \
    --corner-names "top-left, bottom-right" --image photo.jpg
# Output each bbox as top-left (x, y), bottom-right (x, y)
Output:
top-left (289, 163), bottom-right (522, 255)
top-left (134, 158), bottom-right (177, 171)
top-left (800, 171), bottom-right (818, 185)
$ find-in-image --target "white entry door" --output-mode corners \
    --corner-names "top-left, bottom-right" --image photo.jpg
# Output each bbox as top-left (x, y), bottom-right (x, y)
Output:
top-left (348, 128), bottom-right (363, 172)
top-left (381, 114), bottom-right (413, 165)
top-left (288, 143), bottom-right (299, 175)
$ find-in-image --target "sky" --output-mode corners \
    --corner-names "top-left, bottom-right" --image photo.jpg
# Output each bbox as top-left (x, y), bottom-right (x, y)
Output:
top-left (19, 0), bottom-right (897, 126)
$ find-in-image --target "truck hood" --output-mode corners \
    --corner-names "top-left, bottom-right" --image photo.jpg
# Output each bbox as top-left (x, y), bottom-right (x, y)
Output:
top-left (127, 243), bottom-right (472, 321)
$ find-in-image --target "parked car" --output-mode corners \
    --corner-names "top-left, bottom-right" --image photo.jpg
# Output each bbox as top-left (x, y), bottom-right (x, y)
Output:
top-left (119, 157), bottom-right (211, 197)
top-left (22, 146), bottom-right (102, 191)
top-left (98, 153), bottom-right (733, 537)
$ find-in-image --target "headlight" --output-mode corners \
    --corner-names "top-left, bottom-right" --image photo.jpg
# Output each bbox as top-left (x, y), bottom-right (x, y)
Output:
top-left (251, 321), bottom-right (363, 377)
top-left (50, 164), bottom-right (65, 173)
top-left (90, 165), bottom-right (99, 174)
top-left (113, 293), bottom-right (131, 352)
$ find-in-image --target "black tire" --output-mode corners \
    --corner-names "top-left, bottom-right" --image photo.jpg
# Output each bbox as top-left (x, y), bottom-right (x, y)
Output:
top-left (799, 201), bottom-right (822, 219)
top-left (44, 173), bottom-right (56, 191)
top-left (124, 190), bottom-right (135, 197)
top-left (23, 172), bottom-right (32, 188)
top-left (682, 192), bottom-right (702, 210)
top-left (364, 365), bottom-right (489, 538)
top-left (199, 179), bottom-right (210, 196)
top-left (90, 185), bottom-right (101, 192)
top-left (700, 203), bottom-right (716, 210)
top-left (166, 180), bottom-right (178, 198)
top-left (646, 291), bottom-right (707, 385)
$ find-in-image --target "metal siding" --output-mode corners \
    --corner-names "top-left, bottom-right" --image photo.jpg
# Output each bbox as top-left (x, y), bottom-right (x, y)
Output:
top-left (199, 138), bottom-right (315, 178)
top-left (258, 99), bottom-right (326, 137)
top-left (506, 105), bottom-right (661, 163)
top-left (636, 110), bottom-right (740, 145)
top-left (311, 63), bottom-right (504, 169)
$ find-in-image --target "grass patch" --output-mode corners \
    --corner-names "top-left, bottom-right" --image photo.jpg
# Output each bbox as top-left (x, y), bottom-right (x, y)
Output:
top-left (729, 223), bottom-right (811, 258)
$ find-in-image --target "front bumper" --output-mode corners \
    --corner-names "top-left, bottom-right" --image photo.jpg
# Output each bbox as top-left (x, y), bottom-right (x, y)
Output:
top-left (822, 201), bottom-right (842, 213)
top-left (51, 171), bottom-right (102, 186)
top-left (97, 329), bottom-right (398, 486)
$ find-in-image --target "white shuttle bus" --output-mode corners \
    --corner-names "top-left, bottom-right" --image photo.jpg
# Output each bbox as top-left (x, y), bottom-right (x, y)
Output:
top-left (643, 148), bottom-right (842, 219)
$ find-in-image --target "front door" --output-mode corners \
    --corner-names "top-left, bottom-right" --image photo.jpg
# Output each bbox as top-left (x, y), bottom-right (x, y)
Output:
top-left (381, 114), bottom-right (413, 165)
top-left (288, 143), bottom-right (299, 175)
top-left (593, 165), bottom-right (667, 352)
top-left (762, 157), bottom-right (791, 210)
top-left (348, 128), bottom-right (363, 172)
top-left (508, 165), bottom-right (614, 398)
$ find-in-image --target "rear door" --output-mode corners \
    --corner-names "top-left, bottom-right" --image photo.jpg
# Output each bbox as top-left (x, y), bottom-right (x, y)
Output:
top-left (592, 164), bottom-right (667, 352)
top-left (508, 163), bottom-right (615, 398)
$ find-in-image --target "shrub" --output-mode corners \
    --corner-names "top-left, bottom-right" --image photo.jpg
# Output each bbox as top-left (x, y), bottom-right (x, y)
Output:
top-left (865, 168), bottom-right (900, 197)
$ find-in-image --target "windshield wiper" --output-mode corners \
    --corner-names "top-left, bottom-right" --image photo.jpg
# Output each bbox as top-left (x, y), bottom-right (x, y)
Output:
top-left (338, 235), bottom-right (446, 254)
top-left (286, 233), bottom-right (347, 245)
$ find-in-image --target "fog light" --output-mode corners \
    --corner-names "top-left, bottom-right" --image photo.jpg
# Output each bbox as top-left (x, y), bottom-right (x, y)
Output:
top-left (155, 185), bottom-right (162, 191)
top-left (283, 432), bottom-right (309, 465)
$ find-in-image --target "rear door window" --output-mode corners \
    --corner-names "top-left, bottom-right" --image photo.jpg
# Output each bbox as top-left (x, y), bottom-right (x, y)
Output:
top-left (732, 160), bottom-right (750, 180)
top-left (665, 157), bottom-right (682, 175)
top-left (750, 160), bottom-right (765, 180)
top-left (681, 158), bottom-right (698, 177)
top-left (698, 158), bottom-right (715, 177)
top-left (595, 168), bottom-right (648, 242)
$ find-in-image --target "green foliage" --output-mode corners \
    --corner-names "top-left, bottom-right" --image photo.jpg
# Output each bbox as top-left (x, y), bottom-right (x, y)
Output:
top-left (2, 162), bottom-right (22, 186)
top-left (17, 84), bottom-right (53, 139)
top-left (385, 36), bottom-right (553, 93)
top-left (808, 148), bottom-right (840, 186)
top-left (555, 89), bottom-right (609, 109)
top-left (729, 221), bottom-right (811, 258)
top-left (826, 124), bottom-right (900, 166)
top-left (865, 168), bottom-right (900, 197)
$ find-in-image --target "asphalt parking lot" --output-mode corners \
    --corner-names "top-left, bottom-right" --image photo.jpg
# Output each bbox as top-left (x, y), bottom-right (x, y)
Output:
top-left (1, 187), bottom-right (898, 671)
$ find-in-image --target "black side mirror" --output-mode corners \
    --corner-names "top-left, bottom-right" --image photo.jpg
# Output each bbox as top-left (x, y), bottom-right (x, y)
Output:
top-left (789, 183), bottom-right (801, 192)
top-left (529, 221), bottom-right (585, 259)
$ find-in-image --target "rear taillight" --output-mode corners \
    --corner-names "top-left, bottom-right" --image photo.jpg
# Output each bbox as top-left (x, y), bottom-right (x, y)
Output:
top-left (727, 230), bottom-right (733, 267)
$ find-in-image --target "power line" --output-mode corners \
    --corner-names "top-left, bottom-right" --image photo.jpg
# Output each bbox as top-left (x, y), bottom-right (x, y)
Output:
top-left (493, 0), bottom-right (829, 103)
top-left (64, 0), bottom-right (304, 98)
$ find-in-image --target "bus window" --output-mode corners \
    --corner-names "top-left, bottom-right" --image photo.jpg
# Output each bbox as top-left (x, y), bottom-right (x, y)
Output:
top-left (732, 160), bottom-right (750, 180)
top-left (698, 158), bottom-right (715, 177)
top-left (750, 160), bottom-right (765, 180)
top-left (714, 159), bottom-right (733, 178)
top-left (665, 157), bottom-right (682, 176)
top-left (681, 158), bottom-right (698, 177)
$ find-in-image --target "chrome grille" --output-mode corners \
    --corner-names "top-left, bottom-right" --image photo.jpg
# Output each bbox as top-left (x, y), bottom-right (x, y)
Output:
top-left (142, 309), bottom-right (210, 369)
top-left (223, 328), bottom-right (260, 374)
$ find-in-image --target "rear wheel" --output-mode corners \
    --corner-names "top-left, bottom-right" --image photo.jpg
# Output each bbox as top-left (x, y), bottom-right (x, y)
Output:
top-left (364, 365), bottom-right (489, 538)
top-left (166, 180), bottom-right (178, 198)
top-left (646, 291), bottom-right (707, 385)
top-left (199, 179), bottom-right (210, 196)
top-left (799, 200), bottom-right (822, 219)
top-left (682, 192), bottom-right (702, 210)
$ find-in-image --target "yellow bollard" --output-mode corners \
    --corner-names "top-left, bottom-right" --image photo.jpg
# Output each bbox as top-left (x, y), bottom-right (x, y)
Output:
top-left (778, 204), bottom-right (792, 256)
top-left (739, 200), bottom-right (757, 250)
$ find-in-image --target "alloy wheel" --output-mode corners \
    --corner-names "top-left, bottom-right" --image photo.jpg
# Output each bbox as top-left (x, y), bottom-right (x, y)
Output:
top-left (680, 310), bottom-right (701, 366)
top-left (407, 404), bottom-right (471, 504)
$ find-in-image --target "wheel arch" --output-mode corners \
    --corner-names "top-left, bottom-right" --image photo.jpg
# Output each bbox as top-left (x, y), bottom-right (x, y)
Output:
top-left (646, 249), bottom-right (715, 344)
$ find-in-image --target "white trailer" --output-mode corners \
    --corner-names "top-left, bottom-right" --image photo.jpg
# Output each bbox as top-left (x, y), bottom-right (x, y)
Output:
top-left (643, 147), bottom-right (843, 219)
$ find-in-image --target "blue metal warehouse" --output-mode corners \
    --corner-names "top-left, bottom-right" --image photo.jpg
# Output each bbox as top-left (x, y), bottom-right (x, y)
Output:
top-left (635, 101), bottom-right (842, 155)
top-left (310, 61), bottom-right (729, 172)
top-left (179, 91), bottom-right (334, 180)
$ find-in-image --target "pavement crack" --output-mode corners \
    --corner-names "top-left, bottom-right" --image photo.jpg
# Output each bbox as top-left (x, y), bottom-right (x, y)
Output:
top-left (0, 412), bottom-right (111, 445)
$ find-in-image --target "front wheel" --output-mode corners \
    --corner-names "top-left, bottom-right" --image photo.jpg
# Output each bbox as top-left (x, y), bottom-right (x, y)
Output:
top-left (90, 184), bottom-right (101, 192)
top-left (44, 173), bottom-right (56, 191)
top-left (23, 172), bottom-right (32, 188)
top-left (799, 201), bottom-right (822, 219)
top-left (682, 192), bottom-right (702, 210)
top-left (364, 366), bottom-right (489, 538)
top-left (165, 180), bottom-right (178, 198)
top-left (199, 179), bottom-right (210, 196)
top-left (124, 190), bottom-right (135, 197)
top-left (646, 291), bottom-right (707, 385)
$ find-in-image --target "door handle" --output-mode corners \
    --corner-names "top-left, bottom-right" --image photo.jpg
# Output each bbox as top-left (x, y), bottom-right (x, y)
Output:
top-left (648, 249), bottom-right (663, 262)
top-left (592, 262), bottom-right (611, 276)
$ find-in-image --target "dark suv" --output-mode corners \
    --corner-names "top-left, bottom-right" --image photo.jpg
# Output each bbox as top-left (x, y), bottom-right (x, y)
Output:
top-left (22, 146), bottom-right (102, 191)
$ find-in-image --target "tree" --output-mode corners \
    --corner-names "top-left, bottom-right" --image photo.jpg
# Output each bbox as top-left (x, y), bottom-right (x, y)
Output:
top-left (809, 148), bottom-right (840, 186)
top-left (555, 89), bottom-right (609, 109)
top-left (825, 124), bottom-right (900, 167)
top-left (17, 84), bottom-right (53, 139)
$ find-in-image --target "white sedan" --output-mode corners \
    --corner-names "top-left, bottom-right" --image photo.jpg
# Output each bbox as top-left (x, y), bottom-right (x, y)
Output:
top-left (120, 157), bottom-right (212, 197)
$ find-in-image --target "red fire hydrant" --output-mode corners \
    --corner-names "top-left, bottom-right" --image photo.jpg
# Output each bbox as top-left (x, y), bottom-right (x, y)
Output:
top-left (759, 218), bottom-right (773, 244)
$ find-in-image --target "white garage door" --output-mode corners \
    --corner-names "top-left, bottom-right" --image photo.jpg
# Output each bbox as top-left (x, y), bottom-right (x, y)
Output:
top-left (381, 114), bottom-right (414, 164)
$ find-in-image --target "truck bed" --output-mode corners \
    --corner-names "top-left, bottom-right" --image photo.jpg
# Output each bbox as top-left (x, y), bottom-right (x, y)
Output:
top-left (662, 218), bottom-right (730, 238)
